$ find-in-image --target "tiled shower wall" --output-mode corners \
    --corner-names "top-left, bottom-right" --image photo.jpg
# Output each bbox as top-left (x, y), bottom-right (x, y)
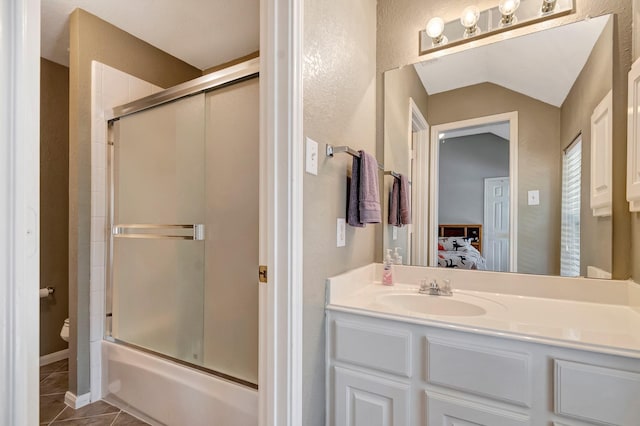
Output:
top-left (90, 62), bottom-right (162, 400)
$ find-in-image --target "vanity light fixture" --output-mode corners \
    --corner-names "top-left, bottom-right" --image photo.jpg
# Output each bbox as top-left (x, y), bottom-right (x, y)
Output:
top-left (541, 0), bottom-right (557, 13)
top-left (419, 0), bottom-right (574, 56)
top-left (426, 17), bottom-right (447, 46)
top-left (498, 0), bottom-right (520, 26)
top-left (460, 6), bottom-right (481, 38)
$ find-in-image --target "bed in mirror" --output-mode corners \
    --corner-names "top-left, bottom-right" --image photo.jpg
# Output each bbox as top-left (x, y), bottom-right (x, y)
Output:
top-left (382, 14), bottom-right (613, 278)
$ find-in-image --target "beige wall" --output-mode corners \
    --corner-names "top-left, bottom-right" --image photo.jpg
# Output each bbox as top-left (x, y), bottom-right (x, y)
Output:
top-left (303, 0), bottom-right (377, 424)
top-left (40, 58), bottom-right (70, 356)
top-left (382, 65), bottom-right (428, 261)
top-left (378, 0), bottom-right (632, 279)
top-left (633, 0), bottom-right (640, 280)
top-left (560, 19), bottom-right (613, 276)
top-left (428, 83), bottom-right (562, 275)
top-left (68, 8), bottom-right (201, 395)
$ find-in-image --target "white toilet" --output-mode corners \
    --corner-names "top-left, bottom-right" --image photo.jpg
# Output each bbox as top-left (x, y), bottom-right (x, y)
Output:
top-left (60, 318), bottom-right (69, 342)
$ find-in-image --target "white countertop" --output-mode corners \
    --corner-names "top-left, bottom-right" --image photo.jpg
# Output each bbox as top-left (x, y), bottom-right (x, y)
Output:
top-left (326, 264), bottom-right (640, 359)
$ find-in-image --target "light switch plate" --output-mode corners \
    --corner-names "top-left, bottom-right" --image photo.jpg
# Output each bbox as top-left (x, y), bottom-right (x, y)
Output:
top-left (528, 190), bottom-right (540, 206)
top-left (305, 137), bottom-right (318, 175)
top-left (337, 218), bottom-right (346, 247)
top-left (392, 226), bottom-right (398, 240)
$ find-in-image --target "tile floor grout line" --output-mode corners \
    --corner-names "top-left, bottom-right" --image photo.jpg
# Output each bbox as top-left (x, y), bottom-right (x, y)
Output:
top-left (46, 405), bottom-right (67, 426)
top-left (109, 410), bottom-right (122, 426)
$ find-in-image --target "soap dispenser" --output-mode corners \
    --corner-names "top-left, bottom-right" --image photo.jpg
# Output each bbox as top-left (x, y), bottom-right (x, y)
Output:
top-left (393, 247), bottom-right (403, 265)
top-left (382, 249), bottom-right (394, 286)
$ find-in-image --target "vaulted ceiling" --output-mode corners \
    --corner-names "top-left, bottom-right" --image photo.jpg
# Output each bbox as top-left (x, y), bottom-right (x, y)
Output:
top-left (415, 15), bottom-right (609, 107)
top-left (41, 0), bottom-right (260, 70)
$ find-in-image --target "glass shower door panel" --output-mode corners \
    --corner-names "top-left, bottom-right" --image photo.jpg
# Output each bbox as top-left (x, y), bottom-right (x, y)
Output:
top-left (111, 93), bottom-right (206, 365)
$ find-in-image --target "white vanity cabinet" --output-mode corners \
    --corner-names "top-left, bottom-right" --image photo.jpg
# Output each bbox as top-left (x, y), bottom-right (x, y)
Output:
top-left (326, 310), bottom-right (640, 426)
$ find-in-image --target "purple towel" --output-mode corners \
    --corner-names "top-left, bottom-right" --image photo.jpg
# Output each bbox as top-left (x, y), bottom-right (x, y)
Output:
top-left (399, 174), bottom-right (411, 225)
top-left (347, 150), bottom-right (381, 227)
top-left (389, 178), bottom-right (400, 226)
top-left (347, 156), bottom-right (364, 227)
top-left (358, 151), bottom-right (381, 224)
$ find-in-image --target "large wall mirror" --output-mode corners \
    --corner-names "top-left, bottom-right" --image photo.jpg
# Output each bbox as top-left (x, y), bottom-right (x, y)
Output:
top-left (383, 14), bottom-right (614, 278)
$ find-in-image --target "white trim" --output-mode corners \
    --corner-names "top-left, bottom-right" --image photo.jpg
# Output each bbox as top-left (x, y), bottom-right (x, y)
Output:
top-left (409, 98), bottom-right (429, 266)
top-left (0, 0), bottom-right (40, 424)
top-left (40, 349), bottom-right (70, 367)
top-left (64, 391), bottom-right (92, 409)
top-left (429, 112), bottom-right (518, 272)
top-left (259, 0), bottom-right (303, 424)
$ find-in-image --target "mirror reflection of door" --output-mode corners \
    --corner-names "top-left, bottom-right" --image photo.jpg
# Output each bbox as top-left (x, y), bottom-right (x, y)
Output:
top-left (435, 119), bottom-right (512, 272)
top-left (484, 177), bottom-right (510, 271)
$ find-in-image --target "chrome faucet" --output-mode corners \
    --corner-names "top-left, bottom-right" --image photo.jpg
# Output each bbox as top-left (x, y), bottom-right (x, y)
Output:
top-left (419, 279), bottom-right (453, 296)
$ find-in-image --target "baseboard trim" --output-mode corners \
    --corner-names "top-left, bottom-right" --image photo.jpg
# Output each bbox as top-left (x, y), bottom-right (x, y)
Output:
top-left (65, 391), bottom-right (91, 409)
top-left (40, 349), bottom-right (69, 366)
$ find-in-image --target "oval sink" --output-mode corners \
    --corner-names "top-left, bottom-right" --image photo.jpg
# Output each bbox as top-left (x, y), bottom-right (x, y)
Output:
top-left (377, 294), bottom-right (487, 316)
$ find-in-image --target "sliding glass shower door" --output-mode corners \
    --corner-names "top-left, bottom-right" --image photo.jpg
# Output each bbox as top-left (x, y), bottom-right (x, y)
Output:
top-left (110, 93), bottom-right (207, 365)
top-left (107, 76), bottom-right (260, 387)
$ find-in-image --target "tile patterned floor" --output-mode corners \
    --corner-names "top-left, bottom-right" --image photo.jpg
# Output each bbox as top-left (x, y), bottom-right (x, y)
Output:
top-left (40, 359), bottom-right (149, 425)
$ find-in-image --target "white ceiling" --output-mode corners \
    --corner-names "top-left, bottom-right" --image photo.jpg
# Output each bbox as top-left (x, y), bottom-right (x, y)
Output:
top-left (41, 0), bottom-right (260, 70)
top-left (414, 15), bottom-right (610, 107)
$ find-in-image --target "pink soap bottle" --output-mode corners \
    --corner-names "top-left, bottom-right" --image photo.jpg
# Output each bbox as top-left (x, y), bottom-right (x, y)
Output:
top-left (382, 249), bottom-right (394, 286)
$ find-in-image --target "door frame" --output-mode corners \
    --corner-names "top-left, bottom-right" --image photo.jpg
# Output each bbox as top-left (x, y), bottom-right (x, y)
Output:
top-left (258, 0), bottom-right (303, 425)
top-left (0, 0), bottom-right (41, 424)
top-left (429, 112), bottom-right (518, 272)
top-left (409, 98), bottom-right (429, 266)
top-left (3, 0), bottom-right (304, 425)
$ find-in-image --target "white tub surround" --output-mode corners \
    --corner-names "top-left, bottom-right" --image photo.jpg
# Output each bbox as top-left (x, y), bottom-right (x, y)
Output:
top-left (326, 264), bottom-right (640, 426)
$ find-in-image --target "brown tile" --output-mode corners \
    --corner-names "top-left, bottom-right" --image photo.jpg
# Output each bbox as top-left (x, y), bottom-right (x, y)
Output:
top-left (41, 359), bottom-right (68, 375)
top-left (40, 372), bottom-right (68, 395)
top-left (55, 401), bottom-right (120, 421)
top-left (50, 413), bottom-right (118, 425)
top-left (112, 412), bottom-right (150, 425)
top-left (40, 393), bottom-right (67, 424)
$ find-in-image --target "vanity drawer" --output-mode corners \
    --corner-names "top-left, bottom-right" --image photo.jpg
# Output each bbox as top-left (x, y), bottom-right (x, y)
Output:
top-left (425, 391), bottom-right (530, 426)
top-left (426, 337), bottom-right (532, 407)
top-left (554, 359), bottom-right (640, 425)
top-left (333, 319), bottom-right (412, 377)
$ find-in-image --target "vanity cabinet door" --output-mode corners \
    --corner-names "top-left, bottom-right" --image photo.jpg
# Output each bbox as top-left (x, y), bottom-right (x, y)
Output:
top-left (425, 391), bottom-right (530, 426)
top-left (334, 366), bottom-right (410, 426)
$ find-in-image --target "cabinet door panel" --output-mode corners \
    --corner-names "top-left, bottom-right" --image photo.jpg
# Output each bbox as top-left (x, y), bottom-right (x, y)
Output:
top-left (555, 360), bottom-right (640, 425)
top-left (334, 366), bottom-right (410, 426)
top-left (425, 391), bottom-right (530, 426)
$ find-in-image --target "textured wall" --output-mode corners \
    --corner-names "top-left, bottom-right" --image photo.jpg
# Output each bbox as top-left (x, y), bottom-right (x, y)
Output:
top-left (633, 0), bottom-right (640, 280)
top-left (382, 65), bottom-right (428, 262)
top-left (378, 0), bottom-right (632, 278)
top-left (560, 19), bottom-right (613, 276)
top-left (303, 0), bottom-right (377, 424)
top-left (40, 58), bottom-right (69, 356)
top-left (439, 134), bottom-right (510, 226)
top-left (68, 8), bottom-right (201, 396)
top-left (428, 83), bottom-right (561, 275)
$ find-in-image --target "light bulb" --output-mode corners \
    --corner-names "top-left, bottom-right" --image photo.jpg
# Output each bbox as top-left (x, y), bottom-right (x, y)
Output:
top-left (499, 0), bottom-right (520, 15)
top-left (460, 6), bottom-right (480, 38)
top-left (499, 0), bottom-right (520, 25)
top-left (460, 6), bottom-right (480, 29)
top-left (426, 17), bottom-right (447, 46)
top-left (426, 17), bottom-right (445, 39)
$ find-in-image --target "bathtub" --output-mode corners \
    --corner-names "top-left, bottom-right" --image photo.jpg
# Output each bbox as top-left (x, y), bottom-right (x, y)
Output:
top-left (102, 341), bottom-right (258, 425)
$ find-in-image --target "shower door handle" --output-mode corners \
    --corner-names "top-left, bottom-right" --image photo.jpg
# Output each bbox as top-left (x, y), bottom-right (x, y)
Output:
top-left (112, 224), bottom-right (205, 241)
